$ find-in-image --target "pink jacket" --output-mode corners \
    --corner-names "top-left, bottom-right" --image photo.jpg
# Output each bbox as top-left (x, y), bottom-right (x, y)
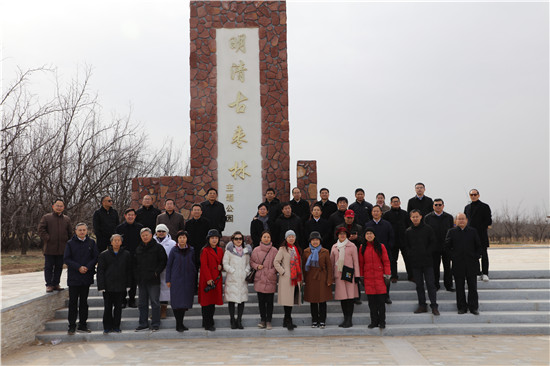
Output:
top-left (330, 240), bottom-right (360, 300)
top-left (250, 243), bottom-right (278, 294)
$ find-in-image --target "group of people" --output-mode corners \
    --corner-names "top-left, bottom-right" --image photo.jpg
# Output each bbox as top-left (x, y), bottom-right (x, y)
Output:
top-left (37, 182), bottom-right (492, 334)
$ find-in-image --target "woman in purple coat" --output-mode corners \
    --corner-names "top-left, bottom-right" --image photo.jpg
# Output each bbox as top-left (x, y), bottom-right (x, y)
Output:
top-left (166, 230), bottom-right (197, 332)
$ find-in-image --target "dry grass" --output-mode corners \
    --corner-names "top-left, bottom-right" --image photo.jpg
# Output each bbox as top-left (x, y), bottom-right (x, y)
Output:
top-left (1, 250), bottom-right (45, 275)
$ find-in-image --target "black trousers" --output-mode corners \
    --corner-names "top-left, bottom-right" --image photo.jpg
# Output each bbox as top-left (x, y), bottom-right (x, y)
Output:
top-left (455, 273), bottom-right (479, 312)
top-left (367, 294), bottom-right (386, 326)
top-left (68, 285), bottom-right (90, 328)
top-left (228, 301), bottom-right (245, 319)
top-left (124, 282), bottom-right (137, 303)
top-left (391, 245), bottom-right (412, 279)
top-left (44, 254), bottom-right (64, 287)
top-left (310, 302), bottom-right (327, 323)
top-left (479, 246), bottom-right (489, 275)
top-left (257, 292), bottom-right (274, 322)
top-left (340, 299), bottom-right (355, 318)
top-left (173, 308), bottom-right (187, 328)
top-left (102, 291), bottom-right (124, 330)
top-left (412, 267), bottom-right (438, 307)
top-left (201, 304), bottom-right (215, 328)
top-left (433, 250), bottom-right (453, 289)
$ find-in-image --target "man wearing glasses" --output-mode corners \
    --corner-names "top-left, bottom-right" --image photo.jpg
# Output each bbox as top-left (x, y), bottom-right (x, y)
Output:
top-left (425, 199), bottom-right (455, 292)
top-left (464, 189), bottom-right (492, 281)
top-left (93, 195), bottom-right (120, 253)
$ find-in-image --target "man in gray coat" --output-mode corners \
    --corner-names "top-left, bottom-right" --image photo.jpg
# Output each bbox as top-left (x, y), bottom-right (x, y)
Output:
top-left (156, 199), bottom-right (185, 236)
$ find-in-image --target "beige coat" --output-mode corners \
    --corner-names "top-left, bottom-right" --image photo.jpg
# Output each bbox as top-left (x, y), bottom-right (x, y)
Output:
top-left (274, 246), bottom-right (302, 306)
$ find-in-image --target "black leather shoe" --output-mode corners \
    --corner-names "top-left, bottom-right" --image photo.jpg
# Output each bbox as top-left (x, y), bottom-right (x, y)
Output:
top-left (446, 288), bottom-right (456, 292)
top-left (367, 323), bottom-right (377, 329)
top-left (414, 305), bottom-right (428, 314)
top-left (458, 309), bottom-right (467, 314)
top-left (379, 323), bottom-right (386, 329)
top-left (470, 309), bottom-right (480, 315)
top-left (385, 297), bottom-right (393, 305)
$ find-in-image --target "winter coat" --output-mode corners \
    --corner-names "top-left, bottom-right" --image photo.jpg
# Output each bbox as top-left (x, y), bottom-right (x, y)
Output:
top-left (185, 216), bottom-right (211, 266)
top-left (364, 219), bottom-right (395, 250)
top-left (134, 240), bottom-right (168, 285)
top-left (250, 216), bottom-right (270, 247)
top-left (63, 235), bottom-right (99, 287)
top-left (377, 204), bottom-right (391, 214)
top-left (116, 221), bottom-right (143, 254)
top-left (302, 247), bottom-right (333, 303)
top-left (156, 211), bottom-right (185, 237)
top-left (92, 206), bottom-right (120, 253)
top-left (464, 200), bottom-right (492, 247)
top-left (250, 243), bottom-right (278, 293)
top-left (223, 242), bottom-right (252, 303)
top-left (274, 246), bottom-right (302, 306)
top-left (290, 199), bottom-right (311, 224)
top-left (154, 234), bottom-right (176, 301)
top-left (349, 200), bottom-right (374, 226)
top-left (38, 212), bottom-right (73, 255)
top-left (424, 211), bottom-right (455, 252)
top-left (383, 208), bottom-right (411, 248)
top-left (304, 217), bottom-right (331, 250)
top-left (198, 245), bottom-right (224, 306)
top-left (273, 213), bottom-right (304, 248)
top-left (264, 197), bottom-right (282, 226)
top-left (359, 242), bottom-right (390, 295)
top-left (328, 210), bottom-right (346, 238)
top-left (445, 226), bottom-right (482, 277)
top-left (314, 199), bottom-right (338, 220)
top-left (404, 223), bottom-right (437, 268)
top-left (166, 245), bottom-right (196, 309)
top-left (200, 200), bottom-right (227, 234)
top-left (97, 247), bottom-right (132, 292)
top-left (330, 240), bottom-right (360, 300)
top-left (407, 195), bottom-right (434, 217)
top-left (136, 205), bottom-right (161, 232)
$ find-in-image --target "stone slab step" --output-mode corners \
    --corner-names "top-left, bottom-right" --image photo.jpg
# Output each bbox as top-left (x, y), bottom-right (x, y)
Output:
top-left (35, 322), bottom-right (550, 343)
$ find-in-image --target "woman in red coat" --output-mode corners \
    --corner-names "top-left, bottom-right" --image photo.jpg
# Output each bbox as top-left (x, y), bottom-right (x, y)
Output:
top-left (359, 228), bottom-right (391, 329)
top-left (198, 229), bottom-right (224, 331)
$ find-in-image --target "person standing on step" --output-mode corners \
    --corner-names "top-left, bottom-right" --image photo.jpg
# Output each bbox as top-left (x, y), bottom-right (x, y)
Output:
top-left (407, 182), bottom-right (434, 217)
top-left (97, 234), bottom-right (132, 334)
top-left (328, 197), bottom-right (349, 238)
top-left (250, 231), bottom-right (278, 330)
top-left (349, 188), bottom-right (373, 226)
top-left (375, 193), bottom-right (391, 214)
top-left (424, 199), bottom-right (455, 292)
top-left (445, 213), bottom-right (482, 315)
top-left (335, 209), bottom-right (363, 305)
top-left (116, 208), bottom-right (143, 308)
top-left (166, 231), bottom-right (197, 332)
top-left (304, 204), bottom-right (331, 251)
top-left (314, 188), bottom-right (338, 220)
top-left (273, 202), bottom-right (304, 248)
top-left (250, 203), bottom-right (270, 247)
top-left (38, 198), bottom-right (73, 293)
top-left (136, 195), bottom-right (161, 232)
top-left (200, 188), bottom-right (227, 236)
top-left (198, 229), bottom-right (224, 331)
top-left (383, 196), bottom-right (413, 283)
top-left (331, 227), bottom-right (360, 329)
top-left (93, 195), bottom-right (119, 254)
top-left (156, 199), bottom-right (185, 237)
top-left (274, 230), bottom-right (303, 330)
top-left (223, 231), bottom-right (252, 330)
top-left (262, 188), bottom-right (282, 227)
top-left (185, 204), bottom-right (211, 285)
top-left (134, 227), bottom-right (168, 332)
top-left (359, 228), bottom-right (391, 329)
top-left (153, 224), bottom-right (176, 319)
top-left (404, 210), bottom-right (440, 316)
top-left (302, 231), bottom-right (333, 329)
top-left (64, 223), bottom-right (99, 335)
top-left (464, 189), bottom-right (492, 282)
top-left (290, 187), bottom-right (311, 226)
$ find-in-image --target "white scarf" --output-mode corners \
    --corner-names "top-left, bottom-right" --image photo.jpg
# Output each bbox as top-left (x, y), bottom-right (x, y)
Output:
top-left (336, 239), bottom-right (349, 272)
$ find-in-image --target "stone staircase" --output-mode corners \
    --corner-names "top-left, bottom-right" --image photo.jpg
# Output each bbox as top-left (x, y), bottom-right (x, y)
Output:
top-left (36, 270), bottom-right (550, 342)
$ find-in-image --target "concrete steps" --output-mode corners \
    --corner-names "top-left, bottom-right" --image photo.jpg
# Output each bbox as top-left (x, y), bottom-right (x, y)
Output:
top-left (36, 270), bottom-right (550, 343)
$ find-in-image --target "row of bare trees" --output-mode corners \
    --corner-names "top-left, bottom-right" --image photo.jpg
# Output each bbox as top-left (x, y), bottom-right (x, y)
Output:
top-left (489, 205), bottom-right (550, 244)
top-left (1, 66), bottom-right (188, 253)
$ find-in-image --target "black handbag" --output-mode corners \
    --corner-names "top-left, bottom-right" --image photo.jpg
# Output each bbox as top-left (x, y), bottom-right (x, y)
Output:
top-left (341, 265), bottom-right (354, 283)
top-left (246, 249), bottom-right (269, 284)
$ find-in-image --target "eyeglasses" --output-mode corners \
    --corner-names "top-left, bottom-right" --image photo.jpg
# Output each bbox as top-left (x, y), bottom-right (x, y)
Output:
top-left (469, 193), bottom-right (478, 196)
top-left (106, 199), bottom-right (113, 202)
top-left (234, 237), bottom-right (243, 241)
top-left (434, 204), bottom-right (443, 206)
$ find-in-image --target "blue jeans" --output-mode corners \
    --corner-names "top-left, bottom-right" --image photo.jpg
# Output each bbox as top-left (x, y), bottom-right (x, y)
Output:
top-left (138, 282), bottom-right (161, 328)
top-left (44, 254), bottom-right (64, 287)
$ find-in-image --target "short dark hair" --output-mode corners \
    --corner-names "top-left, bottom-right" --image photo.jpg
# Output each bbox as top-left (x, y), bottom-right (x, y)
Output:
top-left (165, 198), bottom-right (175, 204)
top-left (355, 188), bottom-right (364, 194)
top-left (372, 205), bottom-right (382, 212)
top-left (257, 203), bottom-right (269, 211)
top-left (281, 201), bottom-right (292, 209)
top-left (320, 188), bottom-right (329, 193)
top-left (261, 230), bottom-right (271, 238)
top-left (410, 209), bottom-right (422, 216)
top-left (124, 208), bottom-right (136, 215)
top-left (191, 203), bottom-right (202, 210)
top-left (312, 203), bottom-right (322, 211)
top-left (390, 196), bottom-right (400, 202)
top-left (206, 187), bottom-right (217, 195)
top-left (415, 182), bottom-right (425, 188)
top-left (292, 187), bottom-right (300, 193)
top-left (175, 230), bottom-right (188, 240)
top-left (434, 198), bottom-right (444, 204)
top-left (337, 196), bottom-right (348, 204)
top-left (376, 193), bottom-right (385, 199)
top-left (266, 188), bottom-right (276, 194)
top-left (100, 195), bottom-right (111, 203)
top-left (52, 198), bottom-right (64, 205)
top-left (469, 188), bottom-right (479, 195)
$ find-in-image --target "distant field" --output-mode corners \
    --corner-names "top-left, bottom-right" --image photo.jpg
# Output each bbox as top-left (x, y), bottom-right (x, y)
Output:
top-left (1, 250), bottom-right (45, 275)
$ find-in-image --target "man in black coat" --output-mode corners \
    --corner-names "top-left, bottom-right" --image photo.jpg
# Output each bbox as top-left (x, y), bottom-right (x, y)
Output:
top-left (200, 188), bottom-right (226, 235)
top-left (424, 198), bottom-right (455, 292)
top-left (383, 196), bottom-right (413, 282)
top-left (250, 203), bottom-right (270, 247)
top-left (136, 195), bottom-right (161, 232)
top-left (464, 189), bottom-right (492, 281)
top-left (328, 197), bottom-right (348, 237)
top-left (262, 188), bottom-right (282, 226)
top-left (407, 182), bottom-right (434, 217)
top-left (93, 195), bottom-right (120, 253)
top-left (290, 187), bottom-right (311, 225)
top-left (348, 188), bottom-right (373, 226)
top-left (273, 202), bottom-right (304, 247)
top-left (365, 205), bottom-right (395, 304)
top-left (314, 188), bottom-right (337, 220)
top-left (116, 208), bottom-right (143, 308)
top-left (304, 204), bottom-right (331, 250)
top-left (184, 204), bottom-right (211, 269)
top-left (404, 209), bottom-right (439, 315)
top-left (445, 213), bottom-right (482, 315)
top-left (134, 227), bottom-right (168, 332)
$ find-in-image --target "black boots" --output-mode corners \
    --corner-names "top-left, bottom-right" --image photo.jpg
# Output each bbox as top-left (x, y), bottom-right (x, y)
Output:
top-left (174, 309), bottom-right (188, 332)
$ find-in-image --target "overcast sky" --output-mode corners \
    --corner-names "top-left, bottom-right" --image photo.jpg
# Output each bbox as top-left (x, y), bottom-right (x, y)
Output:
top-left (2, 0), bottom-right (549, 217)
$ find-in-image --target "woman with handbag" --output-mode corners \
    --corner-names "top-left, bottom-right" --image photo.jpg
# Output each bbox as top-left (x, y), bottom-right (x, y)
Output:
top-left (302, 231), bottom-right (333, 328)
top-left (198, 229), bottom-right (224, 331)
top-left (274, 230), bottom-right (303, 331)
top-left (250, 231), bottom-right (278, 330)
top-left (223, 231), bottom-right (252, 329)
top-left (359, 228), bottom-right (391, 329)
top-left (331, 227), bottom-right (360, 328)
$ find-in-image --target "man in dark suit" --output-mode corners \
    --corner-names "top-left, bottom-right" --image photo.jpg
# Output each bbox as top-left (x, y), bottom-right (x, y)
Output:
top-left (464, 189), bottom-right (492, 281)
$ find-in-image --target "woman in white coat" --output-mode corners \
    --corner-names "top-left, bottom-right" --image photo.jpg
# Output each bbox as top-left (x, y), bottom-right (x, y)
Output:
top-left (154, 224), bottom-right (176, 319)
top-left (223, 231), bottom-right (252, 329)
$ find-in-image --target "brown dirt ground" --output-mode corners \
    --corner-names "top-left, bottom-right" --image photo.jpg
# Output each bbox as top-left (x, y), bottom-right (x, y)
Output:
top-left (1, 250), bottom-right (47, 275)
